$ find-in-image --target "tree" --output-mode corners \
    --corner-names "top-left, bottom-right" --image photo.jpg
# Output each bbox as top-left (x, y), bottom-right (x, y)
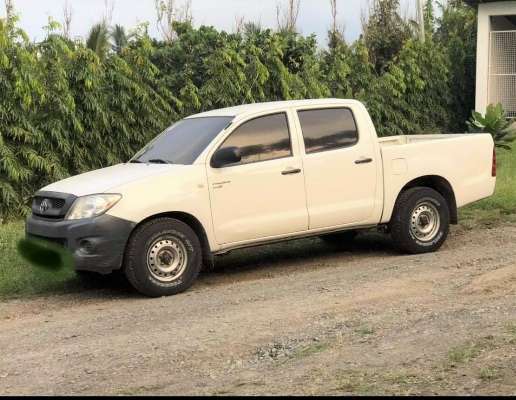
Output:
top-left (435, 0), bottom-right (477, 131)
top-left (328, 0), bottom-right (345, 49)
top-left (4, 0), bottom-right (14, 21)
top-left (234, 15), bottom-right (245, 34)
top-left (362, 0), bottom-right (412, 73)
top-left (243, 21), bottom-right (263, 37)
top-left (416, 0), bottom-right (425, 42)
top-left (0, 18), bottom-right (49, 217)
top-left (104, 0), bottom-right (115, 26)
top-left (111, 24), bottom-right (132, 54)
top-left (62, 0), bottom-right (73, 38)
top-left (86, 22), bottom-right (110, 60)
top-left (155, 0), bottom-right (193, 42)
top-left (276, 0), bottom-right (300, 33)
top-left (424, 0), bottom-right (434, 35)
top-left (0, 12), bottom-right (484, 219)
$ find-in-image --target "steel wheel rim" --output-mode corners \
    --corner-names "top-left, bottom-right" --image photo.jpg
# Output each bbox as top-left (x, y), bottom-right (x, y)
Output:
top-left (410, 201), bottom-right (440, 242)
top-left (147, 236), bottom-right (188, 282)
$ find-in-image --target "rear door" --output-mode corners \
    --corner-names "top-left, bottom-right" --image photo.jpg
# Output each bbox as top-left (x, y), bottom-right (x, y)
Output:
top-left (296, 106), bottom-right (378, 229)
top-left (207, 112), bottom-right (308, 245)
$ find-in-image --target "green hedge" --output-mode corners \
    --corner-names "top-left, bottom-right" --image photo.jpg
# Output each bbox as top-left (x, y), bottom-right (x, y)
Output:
top-left (0, 2), bottom-right (476, 220)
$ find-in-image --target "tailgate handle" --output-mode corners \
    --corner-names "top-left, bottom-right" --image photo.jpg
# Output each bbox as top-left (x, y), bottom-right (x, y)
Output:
top-left (355, 157), bottom-right (373, 165)
top-left (281, 168), bottom-right (301, 175)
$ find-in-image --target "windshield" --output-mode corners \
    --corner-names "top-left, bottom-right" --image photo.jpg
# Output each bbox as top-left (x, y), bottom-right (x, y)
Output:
top-left (131, 116), bottom-right (233, 165)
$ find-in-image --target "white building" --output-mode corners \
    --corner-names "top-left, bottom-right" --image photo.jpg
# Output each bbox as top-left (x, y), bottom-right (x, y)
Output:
top-left (469, 0), bottom-right (516, 117)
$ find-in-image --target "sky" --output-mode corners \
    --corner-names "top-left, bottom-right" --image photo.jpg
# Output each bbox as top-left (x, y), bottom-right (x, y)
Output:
top-left (1, 0), bottom-right (418, 45)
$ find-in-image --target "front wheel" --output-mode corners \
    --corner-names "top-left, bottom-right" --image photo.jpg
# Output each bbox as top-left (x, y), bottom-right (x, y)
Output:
top-left (123, 218), bottom-right (202, 297)
top-left (390, 187), bottom-right (450, 254)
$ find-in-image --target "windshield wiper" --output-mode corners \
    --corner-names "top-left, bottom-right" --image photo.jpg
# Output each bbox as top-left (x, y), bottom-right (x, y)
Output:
top-left (129, 159), bottom-right (143, 163)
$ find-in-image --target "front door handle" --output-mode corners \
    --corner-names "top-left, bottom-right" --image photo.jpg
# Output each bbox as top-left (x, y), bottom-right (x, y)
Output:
top-left (355, 157), bottom-right (373, 165)
top-left (281, 168), bottom-right (302, 175)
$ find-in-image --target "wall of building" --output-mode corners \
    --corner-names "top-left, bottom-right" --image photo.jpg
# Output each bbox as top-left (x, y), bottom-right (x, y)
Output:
top-left (475, 1), bottom-right (516, 115)
top-left (490, 15), bottom-right (516, 30)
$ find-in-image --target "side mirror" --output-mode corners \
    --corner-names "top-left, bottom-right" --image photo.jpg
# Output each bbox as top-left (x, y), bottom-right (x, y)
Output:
top-left (211, 147), bottom-right (242, 168)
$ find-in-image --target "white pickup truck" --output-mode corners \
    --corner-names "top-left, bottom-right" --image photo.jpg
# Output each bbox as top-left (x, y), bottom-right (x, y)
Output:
top-left (26, 99), bottom-right (496, 297)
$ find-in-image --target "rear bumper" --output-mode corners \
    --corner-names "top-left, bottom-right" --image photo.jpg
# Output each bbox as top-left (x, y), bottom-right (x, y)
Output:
top-left (25, 214), bottom-right (135, 274)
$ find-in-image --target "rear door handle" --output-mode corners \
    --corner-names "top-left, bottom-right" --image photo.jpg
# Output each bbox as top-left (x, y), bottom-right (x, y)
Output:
top-left (212, 180), bottom-right (231, 189)
top-left (355, 157), bottom-right (373, 165)
top-left (281, 168), bottom-right (302, 175)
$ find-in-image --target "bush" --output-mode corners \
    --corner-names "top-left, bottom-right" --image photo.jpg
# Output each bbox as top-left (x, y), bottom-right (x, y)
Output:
top-left (467, 103), bottom-right (516, 150)
top-left (0, 0), bottom-right (477, 220)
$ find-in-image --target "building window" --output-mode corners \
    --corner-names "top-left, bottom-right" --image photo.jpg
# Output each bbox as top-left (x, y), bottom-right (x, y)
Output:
top-left (489, 16), bottom-right (516, 118)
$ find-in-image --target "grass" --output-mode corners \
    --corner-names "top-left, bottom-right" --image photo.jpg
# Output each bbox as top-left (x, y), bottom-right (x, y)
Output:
top-left (334, 369), bottom-right (431, 395)
top-left (447, 335), bottom-right (497, 366)
top-left (354, 325), bottom-right (376, 337)
top-left (460, 145), bottom-right (516, 226)
top-left (0, 220), bottom-right (80, 299)
top-left (504, 322), bottom-right (516, 344)
top-left (447, 342), bottom-right (483, 364)
top-left (334, 370), bottom-right (377, 394)
top-left (0, 145), bottom-right (514, 299)
top-left (294, 342), bottom-right (329, 358)
top-left (479, 367), bottom-right (501, 382)
top-left (505, 322), bottom-right (516, 337)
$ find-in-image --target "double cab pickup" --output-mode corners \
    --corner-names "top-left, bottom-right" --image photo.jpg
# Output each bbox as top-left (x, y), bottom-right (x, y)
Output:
top-left (26, 99), bottom-right (496, 296)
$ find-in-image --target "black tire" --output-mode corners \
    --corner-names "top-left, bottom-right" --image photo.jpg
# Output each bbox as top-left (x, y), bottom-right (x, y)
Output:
top-left (390, 187), bottom-right (450, 254)
top-left (320, 230), bottom-right (358, 246)
top-left (123, 218), bottom-right (202, 297)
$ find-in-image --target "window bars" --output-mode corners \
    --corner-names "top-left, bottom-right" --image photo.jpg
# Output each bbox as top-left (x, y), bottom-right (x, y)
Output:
top-left (489, 30), bottom-right (516, 118)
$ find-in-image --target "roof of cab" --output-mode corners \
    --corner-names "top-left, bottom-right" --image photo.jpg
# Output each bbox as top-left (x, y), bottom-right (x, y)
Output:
top-left (186, 98), bottom-right (361, 119)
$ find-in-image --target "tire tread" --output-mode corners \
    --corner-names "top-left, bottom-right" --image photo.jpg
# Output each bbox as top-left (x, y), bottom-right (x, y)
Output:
top-left (124, 217), bottom-right (202, 297)
top-left (390, 187), bottom-right (450, 254)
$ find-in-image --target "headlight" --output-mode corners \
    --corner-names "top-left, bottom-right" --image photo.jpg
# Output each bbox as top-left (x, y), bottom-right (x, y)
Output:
top-left (65, 194), bottom-right (122, 220)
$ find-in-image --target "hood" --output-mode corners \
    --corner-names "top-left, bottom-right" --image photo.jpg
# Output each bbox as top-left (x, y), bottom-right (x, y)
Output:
top-left (40, 163), bottom-right (182, 197)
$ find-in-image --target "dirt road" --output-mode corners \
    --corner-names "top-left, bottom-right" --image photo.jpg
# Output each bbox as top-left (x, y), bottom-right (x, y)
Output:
top-left (1, 224), bottom-right (515, 395)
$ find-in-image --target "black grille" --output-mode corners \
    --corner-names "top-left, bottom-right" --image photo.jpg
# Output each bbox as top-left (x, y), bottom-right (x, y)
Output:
top-left (31, 192), bottom-right (76, 218)
top-left (34, 197), bottom-right (66, 209)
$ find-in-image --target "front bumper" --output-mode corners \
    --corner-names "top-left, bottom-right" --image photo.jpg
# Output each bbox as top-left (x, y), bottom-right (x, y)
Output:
top-left (25, 214), bottom-right (136, 274)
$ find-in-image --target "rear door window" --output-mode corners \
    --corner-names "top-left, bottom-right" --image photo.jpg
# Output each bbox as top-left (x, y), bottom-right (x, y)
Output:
top-left (297, 108), bottom-right (358, 154)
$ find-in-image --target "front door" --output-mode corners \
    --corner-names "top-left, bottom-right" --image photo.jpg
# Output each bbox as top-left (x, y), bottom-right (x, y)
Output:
top-left (207, 112), bottom-right (308, 245)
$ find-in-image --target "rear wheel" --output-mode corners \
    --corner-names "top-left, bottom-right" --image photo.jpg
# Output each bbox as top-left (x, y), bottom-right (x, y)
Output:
top-left (390, 187), bottom-right (450, 254)
top-left (124, 218), bottom-right (202, 297)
